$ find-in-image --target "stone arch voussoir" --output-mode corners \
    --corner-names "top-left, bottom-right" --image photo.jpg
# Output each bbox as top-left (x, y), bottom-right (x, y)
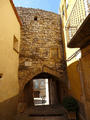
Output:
top-left (22, 65), bottom-right (61, 91)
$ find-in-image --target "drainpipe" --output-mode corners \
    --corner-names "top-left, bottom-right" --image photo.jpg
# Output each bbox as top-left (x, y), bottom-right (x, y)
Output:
top-left (78, 59), bottom-right (88, 120)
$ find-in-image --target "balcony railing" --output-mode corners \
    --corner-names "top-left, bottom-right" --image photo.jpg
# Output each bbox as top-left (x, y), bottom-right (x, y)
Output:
top-left (65, 0), bottom-right (90, 45)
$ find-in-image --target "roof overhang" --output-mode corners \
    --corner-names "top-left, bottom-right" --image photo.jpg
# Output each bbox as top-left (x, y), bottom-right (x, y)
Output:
top-left (68, 14), bottom-right (90, 48)
top-left (9, 0), bottom-right (22, 26)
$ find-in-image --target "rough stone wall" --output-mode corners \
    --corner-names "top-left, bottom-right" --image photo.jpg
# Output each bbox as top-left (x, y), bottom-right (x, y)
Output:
top-left (17, 7), bottom-right (66, 91)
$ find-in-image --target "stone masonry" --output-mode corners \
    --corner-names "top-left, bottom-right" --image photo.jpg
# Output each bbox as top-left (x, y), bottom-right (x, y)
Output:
top-left (17, 7), bottom-right (67, 92)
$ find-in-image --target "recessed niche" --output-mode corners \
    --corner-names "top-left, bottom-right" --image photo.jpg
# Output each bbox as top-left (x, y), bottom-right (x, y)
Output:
top-left (13, 35), bottom-right (19, 53)
top-left (0, 74), bottom-right (3, 79)
top-left (34, 16), bottom-right (37, 21)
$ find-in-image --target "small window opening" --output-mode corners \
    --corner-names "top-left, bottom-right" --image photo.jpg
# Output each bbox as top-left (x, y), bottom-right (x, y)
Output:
top-left (13, 35), bottom-right (19, 53)
top-left (0, 74), bottom-right (3, 79)
top-left (34, 16), bottom-right (37, 21)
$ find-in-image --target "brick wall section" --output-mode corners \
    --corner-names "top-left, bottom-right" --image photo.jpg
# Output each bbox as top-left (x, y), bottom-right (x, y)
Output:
top-left (17, 7), bottom-right (67, 91)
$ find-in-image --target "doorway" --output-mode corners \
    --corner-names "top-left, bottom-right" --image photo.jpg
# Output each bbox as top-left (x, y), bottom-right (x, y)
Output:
top-left (33, 79), bottom-right (49, 106)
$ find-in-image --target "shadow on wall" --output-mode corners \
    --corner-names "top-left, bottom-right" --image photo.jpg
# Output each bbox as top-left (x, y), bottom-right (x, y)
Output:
top-left (0, 95), bottom-right (18, 120)
top-left (67, 60), bottom-right (86, 119)
top-left (67, 60), bottom-right (82, 100)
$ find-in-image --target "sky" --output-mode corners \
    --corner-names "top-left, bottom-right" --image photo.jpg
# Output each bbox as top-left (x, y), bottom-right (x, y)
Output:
top-left (13, 0), bottom-right (61, 13)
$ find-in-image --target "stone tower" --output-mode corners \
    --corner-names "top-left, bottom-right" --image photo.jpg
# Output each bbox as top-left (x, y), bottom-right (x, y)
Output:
top-left (17, 8), bottom-right (67, 111)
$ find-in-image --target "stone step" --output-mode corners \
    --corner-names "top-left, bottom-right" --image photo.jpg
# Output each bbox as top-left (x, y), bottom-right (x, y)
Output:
top-left (15, 115), bottom-right (67, 120)
top-left (25, 116), bottom-right (66, 120)
top-left (15, 105), bottom-right (68, 120)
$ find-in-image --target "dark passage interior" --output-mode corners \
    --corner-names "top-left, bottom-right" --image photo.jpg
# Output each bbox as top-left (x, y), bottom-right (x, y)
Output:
top-left (23, 72), bottom-right (62, 107)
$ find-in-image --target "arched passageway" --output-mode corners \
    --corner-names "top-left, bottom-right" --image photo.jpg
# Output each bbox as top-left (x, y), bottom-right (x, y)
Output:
top-left (23, 72), bottom-right (67, 108)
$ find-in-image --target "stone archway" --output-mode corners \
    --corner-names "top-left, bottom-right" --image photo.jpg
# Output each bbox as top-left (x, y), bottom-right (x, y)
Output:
top-left (18, 72), bottom-right (67, 113)
top-left (19, 65), bottom-right (65, 92)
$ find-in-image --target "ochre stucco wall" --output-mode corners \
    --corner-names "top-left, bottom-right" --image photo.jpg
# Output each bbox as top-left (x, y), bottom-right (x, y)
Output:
top-left (59, 1), bottom-right (89, 119)
top-left (59, 0), bottom-right (83, 109)
top-left (0, 0), bottom-right (20, 119)
top-left (81, 45), bottom-right (90, 120)
top-left (67, 61), bottom-right (82, 100)
top-left (59, 0), bottom-right (79, 66)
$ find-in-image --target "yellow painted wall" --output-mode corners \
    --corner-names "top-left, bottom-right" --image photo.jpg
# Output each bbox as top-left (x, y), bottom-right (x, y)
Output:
top-left (0, 0), bottom-right (20, 119)
top-left (59, 0), bottom-right (79, 66)
top-left (81, 45), bottom-right (90, 120)
top-left (59, 0), bottom-right (90, 119)
top-left (59, 0), bottom-right (82, 101)
top-left (67, 61), bottom-right (82, 100)
top-left (60, 1), bottom-right (90, 119)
